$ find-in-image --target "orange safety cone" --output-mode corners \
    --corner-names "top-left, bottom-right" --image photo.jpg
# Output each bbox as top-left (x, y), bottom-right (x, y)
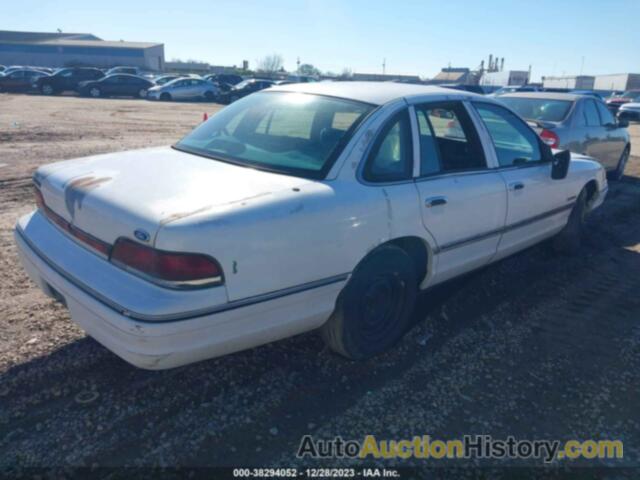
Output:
top-left (203, 112), bottom-right (208, 122)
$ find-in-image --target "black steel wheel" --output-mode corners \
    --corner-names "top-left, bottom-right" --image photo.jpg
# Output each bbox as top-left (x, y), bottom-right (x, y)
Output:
top-left (321, 245), bottom-right (418, 360)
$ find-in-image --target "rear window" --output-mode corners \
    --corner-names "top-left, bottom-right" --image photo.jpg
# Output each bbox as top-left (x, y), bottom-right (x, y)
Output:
top-left (499, 97), bottom-right (573, 122)
top-left (175, 92), bottom-right (373, 179)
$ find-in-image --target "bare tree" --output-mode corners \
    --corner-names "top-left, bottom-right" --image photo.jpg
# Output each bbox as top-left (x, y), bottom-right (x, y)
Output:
top-left (256, 54), bottom-right (284, 76)
top-left (298, 63), bottom-right (320, 77)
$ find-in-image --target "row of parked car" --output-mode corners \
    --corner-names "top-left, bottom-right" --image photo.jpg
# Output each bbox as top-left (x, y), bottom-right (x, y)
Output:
top-left (0, 64), bottom-right (283, 104)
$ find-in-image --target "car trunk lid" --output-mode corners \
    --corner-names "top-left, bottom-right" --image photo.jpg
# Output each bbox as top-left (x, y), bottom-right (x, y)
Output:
top-left (35, 146), bottom-right (312, 248)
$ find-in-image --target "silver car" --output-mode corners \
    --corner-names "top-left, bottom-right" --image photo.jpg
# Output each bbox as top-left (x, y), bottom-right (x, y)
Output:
top-left (147, 77), bottom-right (219, 101)
top-left (618, 102), bottom-right (640, 122)
top-left (499, 92), bottom-right (631, 180)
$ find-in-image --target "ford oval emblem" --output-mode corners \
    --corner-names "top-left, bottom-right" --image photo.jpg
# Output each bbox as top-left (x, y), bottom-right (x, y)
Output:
top-left (134, 229), bottom-right (150, 242)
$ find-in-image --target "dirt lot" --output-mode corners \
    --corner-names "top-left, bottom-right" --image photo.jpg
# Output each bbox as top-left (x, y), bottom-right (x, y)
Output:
top-left (1, 93), bottom-right (640, 474)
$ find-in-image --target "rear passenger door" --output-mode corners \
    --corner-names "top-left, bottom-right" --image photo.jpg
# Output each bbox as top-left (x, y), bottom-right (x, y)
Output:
top-left (579, 99), bottom-right (609, 165)
top-left (412, 101), bottom-right (507, 283)
top-left (472, 101), bottom-right (570, 259)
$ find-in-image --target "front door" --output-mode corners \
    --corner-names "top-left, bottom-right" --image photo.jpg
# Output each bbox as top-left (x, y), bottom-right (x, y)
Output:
top-left (471, 101), bottom-right (571, 260)
top-left (595, 100), bottom-right (628, 169)
top-left (412, 101), bottom-right (507, 283)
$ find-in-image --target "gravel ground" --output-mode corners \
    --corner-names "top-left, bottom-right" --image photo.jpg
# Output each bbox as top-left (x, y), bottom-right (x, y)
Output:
top-left (1, 93), bottom-right (639, 475)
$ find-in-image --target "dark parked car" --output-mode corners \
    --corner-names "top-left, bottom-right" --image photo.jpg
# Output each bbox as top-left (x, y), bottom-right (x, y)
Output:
top-left (33, 67), bottom-right (104, 95)
top-left (77, 74), bottom-right (153, 98)
top-left (204, 73), bottom-right (244, 93)
top-left (0, 69), bottom-right (48, 92)
top-left (218, 79), bottom-right (275, 103)
top-left (498, 92), bottom-right (630, 180)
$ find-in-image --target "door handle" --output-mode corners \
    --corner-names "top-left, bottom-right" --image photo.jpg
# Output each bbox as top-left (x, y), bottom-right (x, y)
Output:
top-left (509, 182), bottom-right (525, 191)
top-left (425, 196), bottom-right (447, 207)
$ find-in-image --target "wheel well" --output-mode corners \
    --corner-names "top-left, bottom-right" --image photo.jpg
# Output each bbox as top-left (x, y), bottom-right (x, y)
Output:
top-left (584, 180), bottom-right (598, 206)
top-left (384, 236), bottom-right (430, 285)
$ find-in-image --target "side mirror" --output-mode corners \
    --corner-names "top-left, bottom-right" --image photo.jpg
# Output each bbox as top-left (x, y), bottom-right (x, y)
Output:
top-left (617, 117), bottom-right (629, 128)
top-left (551, 149), bottom-right (571, 180)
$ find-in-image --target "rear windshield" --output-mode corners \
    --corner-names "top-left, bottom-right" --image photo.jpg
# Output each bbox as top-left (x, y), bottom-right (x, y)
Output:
top-left (175, 92), bottom-right (373, 178)
top-left (498, 97), bottom-right (573, 122)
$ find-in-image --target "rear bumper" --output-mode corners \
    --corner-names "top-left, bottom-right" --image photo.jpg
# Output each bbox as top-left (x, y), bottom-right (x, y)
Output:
top-left (15, 213), bottom-right (344, 369)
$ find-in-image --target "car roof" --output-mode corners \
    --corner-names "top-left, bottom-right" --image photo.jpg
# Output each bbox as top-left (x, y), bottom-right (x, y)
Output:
top-left (269, 81), bottom-right (480, 105)
top-left (105, 73), bottom-right (143, 79)
top-left (500, 92), bottom-right (585, 101)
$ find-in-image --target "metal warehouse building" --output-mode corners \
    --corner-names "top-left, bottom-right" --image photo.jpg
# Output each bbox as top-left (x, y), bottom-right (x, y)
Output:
top-left (593, 73), bottom-right (640, 92)
top-left (542, 75), bottom-right (595, 90)
top-left (0, 30), bottom-right (164, 71)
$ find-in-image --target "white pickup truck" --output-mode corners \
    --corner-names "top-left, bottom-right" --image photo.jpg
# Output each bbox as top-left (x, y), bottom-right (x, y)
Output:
top-left (15, 82), bottom-right (608, 369)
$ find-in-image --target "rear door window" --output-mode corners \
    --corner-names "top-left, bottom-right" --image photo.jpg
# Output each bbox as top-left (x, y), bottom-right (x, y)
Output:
top-left (415, 102), bottom-right (486, 174)
top-left (583, 100), bottom-right (601, 126)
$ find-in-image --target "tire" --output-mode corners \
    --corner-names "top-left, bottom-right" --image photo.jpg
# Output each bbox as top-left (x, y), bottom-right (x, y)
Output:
top-left (609, 146), bottom-right (630, 181)
top-left (204, 91), bottom-right (215, 101)
top-left (160, 92), bottom-right (171, 101)
top-left (321, 245), bottom-right (418, 360)
top-left (89, 87), bottom-right (101, 98)
top-left (137, 88), bottom-right (148, 99)
top-left (552, 188), bottom-right (589, 255)
top-left (41, 84), bottom-right (55, 95)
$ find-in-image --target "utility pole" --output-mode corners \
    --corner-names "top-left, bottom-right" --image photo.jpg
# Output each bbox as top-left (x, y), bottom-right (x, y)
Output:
top-left (382, 58), bottom-right (386, 75)
top-left (296, 57), bottom-right (301, 73)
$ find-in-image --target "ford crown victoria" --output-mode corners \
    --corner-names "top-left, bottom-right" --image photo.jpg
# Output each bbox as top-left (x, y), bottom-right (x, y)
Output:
top-left (15, 82), bottom-right (608, 369)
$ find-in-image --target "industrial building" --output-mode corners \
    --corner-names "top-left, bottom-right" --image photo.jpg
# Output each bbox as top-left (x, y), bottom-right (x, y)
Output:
top-left (429, 68), bottom-right (475, 85)
top-left (593, 73), bottom-right (640, 92)
top-left (542, 75), bottom-right (594, 90)
top-left (0, 30), bottom-right (164, 71)
top-left (480, 70), bottom-right (530, 87)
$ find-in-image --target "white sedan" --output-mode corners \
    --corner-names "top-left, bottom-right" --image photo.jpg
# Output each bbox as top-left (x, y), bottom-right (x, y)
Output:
top-left (15, 82), bottom-right (608, 369)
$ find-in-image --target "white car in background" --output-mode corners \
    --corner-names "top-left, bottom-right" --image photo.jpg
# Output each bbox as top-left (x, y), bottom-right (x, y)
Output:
top-left (147, 77), bottom-right (219, 101)
top-left (15, 82), bottom-right (608, 369)
top-left (618, 102), bottom-right (640, 122)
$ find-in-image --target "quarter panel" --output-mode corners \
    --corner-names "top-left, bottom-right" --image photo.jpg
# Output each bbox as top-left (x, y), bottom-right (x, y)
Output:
top-left (155, 180), bottom-right (391, 301)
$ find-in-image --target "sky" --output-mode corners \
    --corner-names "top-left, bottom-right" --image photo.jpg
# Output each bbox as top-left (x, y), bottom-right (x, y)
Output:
top-left (4, 0), bottom-right (639, 81)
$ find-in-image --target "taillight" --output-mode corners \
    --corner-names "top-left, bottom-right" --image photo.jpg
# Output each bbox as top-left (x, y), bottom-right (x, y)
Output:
top-left (34, 184), bottom-right (111, 256)
top-left (34, 186), bottom-right (45, 210)
top-left (540, 129), bottom-right (559, 148)
top-left (110, 238), bottom-right (223, 288)
top-left (69, 225), bottom-right (111, 255)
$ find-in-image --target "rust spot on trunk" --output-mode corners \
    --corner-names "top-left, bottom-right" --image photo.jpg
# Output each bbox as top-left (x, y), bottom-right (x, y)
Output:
top-left (64, 176), bottom-right (111, 219)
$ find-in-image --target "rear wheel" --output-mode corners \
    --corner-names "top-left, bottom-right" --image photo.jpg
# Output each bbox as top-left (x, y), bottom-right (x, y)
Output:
top-left (160, 92), bottom-right (171, 101)
top-left (137, 88), bottom-right (148, 98)
top-left (41, 84), bottom-right (55, 95)
top-left (552, 188), bottom-right (589, 254)
top-left (609, 146), bottom-right (630, 181)
top-left (321, 245), bottom-right (418, 360)
top-left (89, 87), bottom-right (101, 98)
